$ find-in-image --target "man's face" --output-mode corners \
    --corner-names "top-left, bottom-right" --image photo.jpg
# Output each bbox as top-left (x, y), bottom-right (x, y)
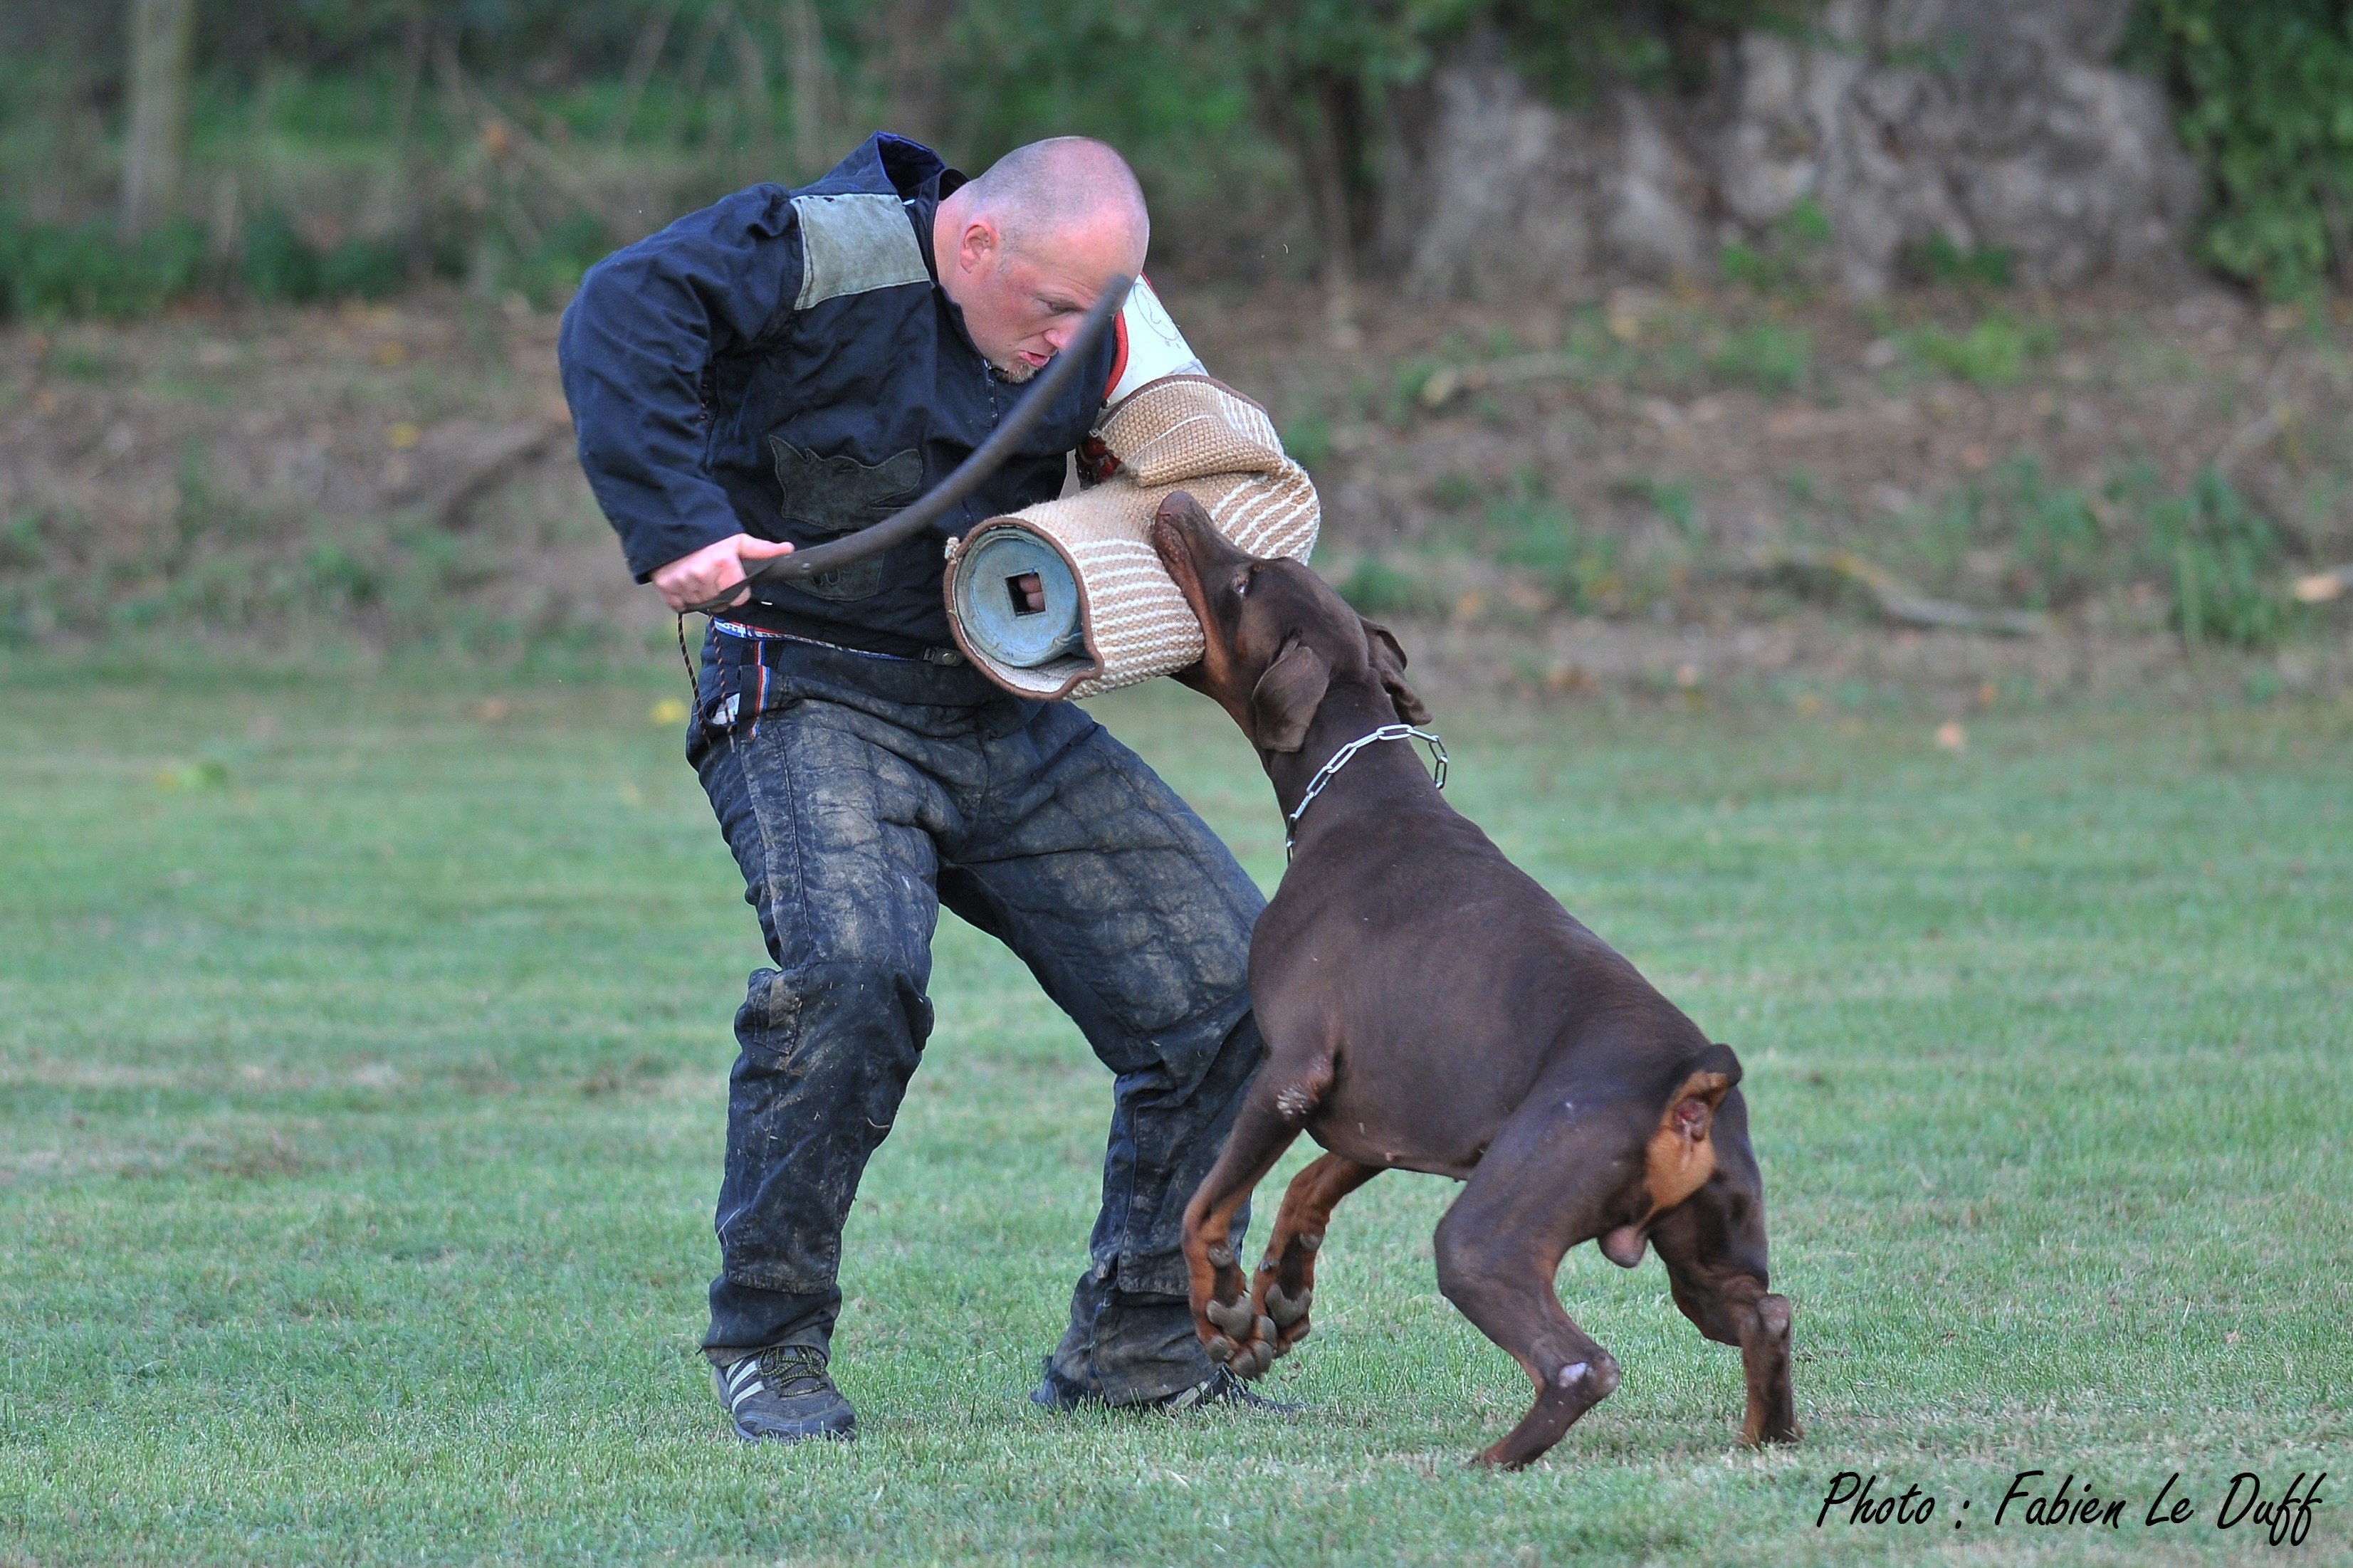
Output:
top-left (940, 214), bottom-right (1136, 382)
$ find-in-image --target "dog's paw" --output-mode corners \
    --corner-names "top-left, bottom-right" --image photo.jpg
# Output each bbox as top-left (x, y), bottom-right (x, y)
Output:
top-left (1202, 1295), bottom-right (1279, 1379)
top-left (1259, 1280), bottom-right (1313, 1357)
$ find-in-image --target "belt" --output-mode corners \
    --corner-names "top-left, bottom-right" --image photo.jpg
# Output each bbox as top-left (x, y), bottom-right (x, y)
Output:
top-left (711, 619), bottom-right (964, 665)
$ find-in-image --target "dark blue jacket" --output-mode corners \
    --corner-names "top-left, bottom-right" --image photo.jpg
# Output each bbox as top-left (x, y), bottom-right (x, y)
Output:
top-left (558, 134), bottom-right (1116, 653)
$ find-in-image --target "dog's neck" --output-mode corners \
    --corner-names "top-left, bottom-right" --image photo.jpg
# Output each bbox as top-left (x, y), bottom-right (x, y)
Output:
top-left (1260, 683), bottom-right (1441, 840)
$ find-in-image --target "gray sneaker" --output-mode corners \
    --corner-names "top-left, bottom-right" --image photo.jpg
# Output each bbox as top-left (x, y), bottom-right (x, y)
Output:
top-left (1030, 1360), bottom-right (1298, 1414)
top-left (713, 1345), bottom-right (856, 1443)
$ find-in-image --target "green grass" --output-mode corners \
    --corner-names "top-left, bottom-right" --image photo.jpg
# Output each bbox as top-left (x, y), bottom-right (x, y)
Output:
top-left (1, 657), bottom-right (2349, 1564)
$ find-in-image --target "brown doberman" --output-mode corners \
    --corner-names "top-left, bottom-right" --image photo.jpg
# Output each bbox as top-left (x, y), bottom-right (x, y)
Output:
top-left (1150, 491), bottom-right (1800, 1468)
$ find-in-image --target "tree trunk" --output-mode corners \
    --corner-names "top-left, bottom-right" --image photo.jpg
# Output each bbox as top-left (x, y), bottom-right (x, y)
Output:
top-left (1270, 70), bottom-right (1368, 350)
top-left (121, 0), bottom-right (199, 238)
top-left (874, 0), bottom-right (958, 150)
top-left (784, 0), bottom-right (834, 178)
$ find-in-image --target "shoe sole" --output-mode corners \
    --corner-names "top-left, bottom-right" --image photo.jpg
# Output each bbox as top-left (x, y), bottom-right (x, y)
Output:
top-left (729, 1418), bottom-right (857, 1443)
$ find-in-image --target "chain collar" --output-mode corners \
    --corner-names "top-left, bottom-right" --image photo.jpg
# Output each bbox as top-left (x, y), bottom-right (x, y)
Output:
top-left (1284, 722), bottom-right (1448, 861)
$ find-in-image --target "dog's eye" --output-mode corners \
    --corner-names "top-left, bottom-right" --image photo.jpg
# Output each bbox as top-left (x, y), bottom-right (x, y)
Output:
top-left (1231, 569), bottom-right (1251, 599)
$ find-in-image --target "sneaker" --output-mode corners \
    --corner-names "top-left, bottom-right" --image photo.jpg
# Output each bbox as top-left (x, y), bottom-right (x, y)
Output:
top-left (1151, 1366), bottom-right (1299, 1415)
top-left (712, 1345), bottom-right (856, 1443)
top-left (1030, 1360), bottom-right (1298, 1414)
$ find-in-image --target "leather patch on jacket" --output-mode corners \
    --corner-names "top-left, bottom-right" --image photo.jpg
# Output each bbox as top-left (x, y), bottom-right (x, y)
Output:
top-left (792, 191), bottom-right (930, 310)
top-left (767, 441), bottom-right (923, 601)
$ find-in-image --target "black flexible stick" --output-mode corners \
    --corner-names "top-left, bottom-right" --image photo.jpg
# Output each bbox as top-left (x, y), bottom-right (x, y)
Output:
top-left (684, 274), bottom-right (1133, 616)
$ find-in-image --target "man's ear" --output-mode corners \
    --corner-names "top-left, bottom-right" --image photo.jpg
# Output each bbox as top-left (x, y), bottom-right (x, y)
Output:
top-left (1359, 617), bottom-right (1430, 725)
top-left (1251, 638), bottom-right (1331, 753)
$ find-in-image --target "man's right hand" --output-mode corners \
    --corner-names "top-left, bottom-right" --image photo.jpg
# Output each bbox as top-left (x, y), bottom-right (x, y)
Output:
top-left (652, 533), bottom-right (797, 613)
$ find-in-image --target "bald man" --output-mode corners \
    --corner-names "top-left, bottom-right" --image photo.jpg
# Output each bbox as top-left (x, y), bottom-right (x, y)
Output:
top-left (560, 135), bottom-right (1272, 1442)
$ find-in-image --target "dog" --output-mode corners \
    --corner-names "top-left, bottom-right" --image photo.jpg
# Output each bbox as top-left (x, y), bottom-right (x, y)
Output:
top-left (1150, 491), bottom-right (1799, 1468)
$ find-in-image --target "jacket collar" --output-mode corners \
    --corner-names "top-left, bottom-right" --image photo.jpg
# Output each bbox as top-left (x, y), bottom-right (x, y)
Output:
top-left (802, 132), bottom-right (950, 200)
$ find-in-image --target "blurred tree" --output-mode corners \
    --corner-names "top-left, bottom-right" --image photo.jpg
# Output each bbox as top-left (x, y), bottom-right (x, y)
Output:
top-left (2132, 0), bottom-right (2353, 295)
top-left (122, 0), bottom-right (199, 236)
top-left (785, 0), bottom-right (837, 176)
top-left (876, 0), bottom-right (960, 147)
top-left (1225, 0), bottom-right (1450, 346)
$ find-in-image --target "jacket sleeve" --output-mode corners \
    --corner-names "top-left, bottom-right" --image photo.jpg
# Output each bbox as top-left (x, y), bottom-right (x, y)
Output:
top-left (558, 186), bottom-right (803, 582)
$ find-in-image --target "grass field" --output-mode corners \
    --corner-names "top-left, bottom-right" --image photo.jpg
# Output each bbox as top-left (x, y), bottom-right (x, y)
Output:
top-left (1, 656), bottom-right (2347, 1566)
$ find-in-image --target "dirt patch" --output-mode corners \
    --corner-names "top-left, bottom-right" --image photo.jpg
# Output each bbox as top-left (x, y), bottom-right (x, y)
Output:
top-left (3, 279), bottom-right (2348, 694)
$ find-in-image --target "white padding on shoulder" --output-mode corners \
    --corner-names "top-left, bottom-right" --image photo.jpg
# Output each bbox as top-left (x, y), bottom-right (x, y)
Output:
top-left (1108, 276), bottom-right (1204, 405)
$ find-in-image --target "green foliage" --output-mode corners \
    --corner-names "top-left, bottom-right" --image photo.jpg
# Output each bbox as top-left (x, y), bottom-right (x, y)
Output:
top-left (1941, 456), bottom-right (2109, 609)
top-left (1336, 553), bottom-right (1446, 616)
top-left (241, 211), bottom-right (323, 302)
top-left (1903, 233), bottom-right (2013, 288)
top-left (1611, 473), bottom-right (1698, 538)
top-left (1489, 475), bottom-right (1626, 611)
top-left (0, 215), bottom-right (207, 321)
top-left (1719, 196), bottom-right (1833, 293)
top-left (2147, 466), bottom-right (2296, 648)
top-left (1709, 321), bottom-right (1810, 394)
top-left (0, 203), bottom-right (424, 320)
top-left (2001, 461), bottom-right (2107, 610)
top-left (1486, 0), bottom-right (1817, 103)
top-left (501, 212), bottom-right (617, 306)
top-left (2129, 0), bottom-right (2353, 295)
top-left (1904, 315), bottom-right (2043, 386)
top-left (1279, 407), bottom-right (1333, 470)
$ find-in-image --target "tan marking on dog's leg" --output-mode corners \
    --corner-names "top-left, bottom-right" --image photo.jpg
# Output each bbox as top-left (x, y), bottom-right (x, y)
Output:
top-left (1251, 1152), bottom-right (1378, 1357)
top-left (1180, 1085), bottom-right (1302, 1379)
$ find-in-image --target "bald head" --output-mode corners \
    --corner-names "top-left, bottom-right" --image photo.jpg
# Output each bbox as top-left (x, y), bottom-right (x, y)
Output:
top-left (931, 137), bottom-right (1149, 382)
top-left (963, 137), bottom-right (1149, 274)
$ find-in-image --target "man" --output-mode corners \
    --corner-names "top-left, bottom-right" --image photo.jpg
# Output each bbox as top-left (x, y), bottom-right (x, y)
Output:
top-left (558, 134), bottom-right (1269, 1443)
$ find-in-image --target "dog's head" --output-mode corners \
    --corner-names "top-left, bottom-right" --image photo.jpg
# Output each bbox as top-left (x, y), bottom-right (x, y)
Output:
top-left (1151, 490), bottom-right (1427, 755)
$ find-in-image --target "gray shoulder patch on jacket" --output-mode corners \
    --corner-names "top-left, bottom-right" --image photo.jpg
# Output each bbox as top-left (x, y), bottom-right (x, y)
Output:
top-left (793, 192), bottom-right (930, 309)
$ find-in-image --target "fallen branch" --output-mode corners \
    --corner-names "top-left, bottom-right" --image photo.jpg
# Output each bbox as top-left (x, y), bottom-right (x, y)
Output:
top-left (1747, 547), bottom-right (2049, 638)
top-left (390, 417), bottom-right (572, 528)
top-left (2212, 400), bottom-right (2290, 476)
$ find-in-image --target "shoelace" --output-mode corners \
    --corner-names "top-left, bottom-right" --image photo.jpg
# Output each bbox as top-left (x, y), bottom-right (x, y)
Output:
top-left (754, 1345), bottom-right (833, 1398)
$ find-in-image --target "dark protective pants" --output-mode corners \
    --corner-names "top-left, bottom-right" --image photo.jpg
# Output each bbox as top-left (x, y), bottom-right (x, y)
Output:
top-left (687, 626), bottom-right (1264, 1403)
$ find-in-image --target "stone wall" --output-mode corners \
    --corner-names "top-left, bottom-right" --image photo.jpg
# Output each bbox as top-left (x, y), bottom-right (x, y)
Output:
top-left (1381, 0), bottom-right (2201, 300)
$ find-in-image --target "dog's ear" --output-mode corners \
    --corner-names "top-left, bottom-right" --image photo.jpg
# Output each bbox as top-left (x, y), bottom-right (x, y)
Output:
top-left (1251, 636), bottom-right (1330, 753)
top-left (1359, 616), bottom-right (1430, 725)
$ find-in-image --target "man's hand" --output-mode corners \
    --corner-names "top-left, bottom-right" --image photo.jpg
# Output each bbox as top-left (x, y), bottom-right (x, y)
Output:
top-left (651, 534), bottom-right (797, 613)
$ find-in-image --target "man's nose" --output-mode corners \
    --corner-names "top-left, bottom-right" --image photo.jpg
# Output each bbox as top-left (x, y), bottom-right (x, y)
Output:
top-left (1040, 321), bottom-right (1073, 357)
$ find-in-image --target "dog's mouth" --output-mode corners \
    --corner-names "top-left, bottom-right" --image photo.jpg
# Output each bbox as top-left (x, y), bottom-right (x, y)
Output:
top-left (1150, 494), bottom-right (1210, 610)
top-left (1151, 490), bottom-right (1252, 704)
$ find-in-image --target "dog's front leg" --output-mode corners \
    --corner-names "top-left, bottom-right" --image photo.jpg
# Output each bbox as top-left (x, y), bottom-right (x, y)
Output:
top-left (1180, 1083), bottom-right (1302, 1379)
top-left (1251, 1152), bottom-right (1379, 1359)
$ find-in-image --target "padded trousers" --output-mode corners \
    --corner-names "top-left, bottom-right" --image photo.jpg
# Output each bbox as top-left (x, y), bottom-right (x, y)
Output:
top-left (687, 625), bottom-right (1264, 1402)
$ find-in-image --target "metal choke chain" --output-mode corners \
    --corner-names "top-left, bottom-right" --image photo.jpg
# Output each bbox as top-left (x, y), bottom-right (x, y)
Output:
top-left (1284, 723), bottom-right (1449, 861)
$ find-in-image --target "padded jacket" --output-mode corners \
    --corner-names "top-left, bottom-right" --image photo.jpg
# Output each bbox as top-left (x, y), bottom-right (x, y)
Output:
top-left (558, 132), bottom-right (1195, 653)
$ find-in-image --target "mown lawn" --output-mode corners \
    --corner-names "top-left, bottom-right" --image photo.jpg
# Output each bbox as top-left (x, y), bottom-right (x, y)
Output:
top-left (1, 656), bottom-right (2347, 1566)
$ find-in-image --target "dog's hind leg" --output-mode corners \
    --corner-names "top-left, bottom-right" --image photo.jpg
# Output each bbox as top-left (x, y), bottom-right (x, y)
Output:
top-left (1180, 1083), bottom-right (1304, 1379)
top-left (1432, 1100), bottom-right (1632, 1469)
top-left (1647, 1090), bottom-right (1800, 1445)
top-left (1250, 1153), bottom-right (1378, 1360)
